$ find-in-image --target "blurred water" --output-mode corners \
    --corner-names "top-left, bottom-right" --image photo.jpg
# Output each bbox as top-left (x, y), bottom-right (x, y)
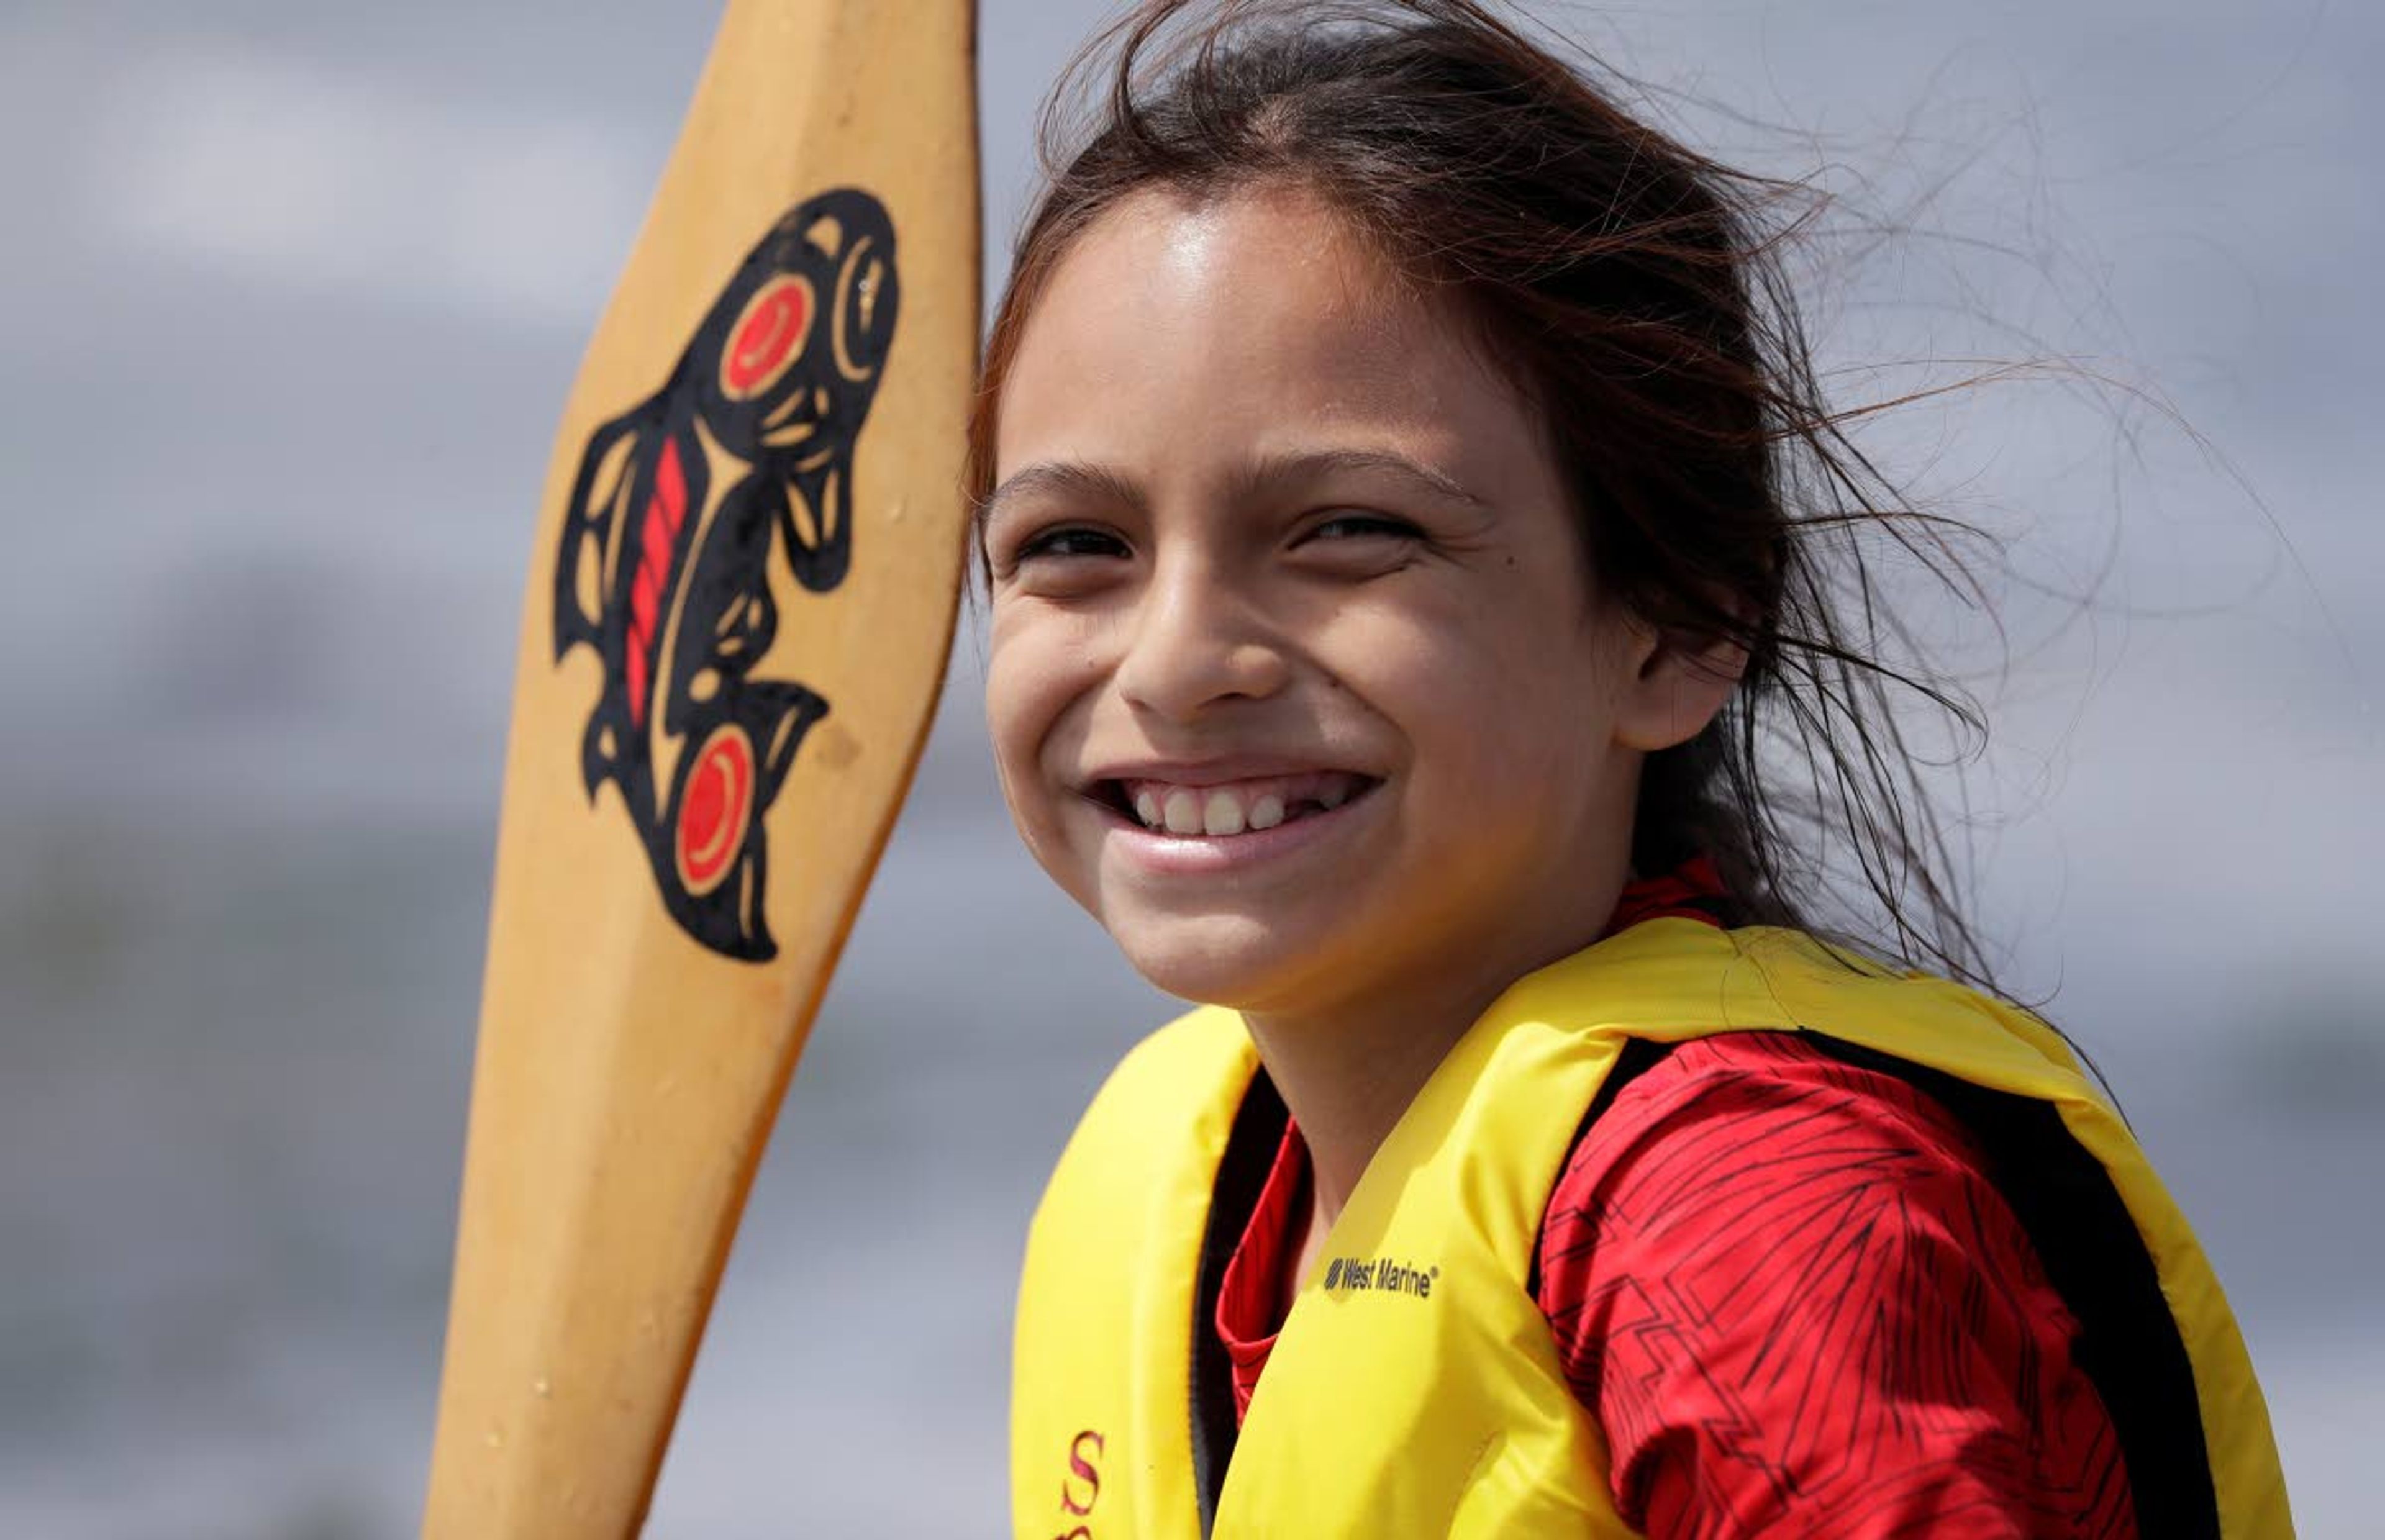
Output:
top-left (3, 0), bottom-right (2380, 1534)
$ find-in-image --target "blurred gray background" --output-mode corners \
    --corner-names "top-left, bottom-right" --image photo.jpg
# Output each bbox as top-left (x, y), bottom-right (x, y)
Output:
top-left (1, 0), bottom-right (2377, 1534)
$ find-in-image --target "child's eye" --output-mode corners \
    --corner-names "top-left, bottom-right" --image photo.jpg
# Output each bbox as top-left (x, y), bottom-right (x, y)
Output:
top-left (1012, 524), bottom-right (1131, 563)
top-left (992, 522), bottom-right (1134, 589)
top-left (1301, 512), bottom-right (1422, 545)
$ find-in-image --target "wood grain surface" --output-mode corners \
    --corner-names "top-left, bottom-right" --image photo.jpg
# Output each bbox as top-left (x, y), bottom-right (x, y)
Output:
top-left (422, 4), bottom-right (978, 1532)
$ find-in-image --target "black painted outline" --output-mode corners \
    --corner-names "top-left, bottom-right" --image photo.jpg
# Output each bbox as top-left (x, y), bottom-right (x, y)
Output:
top-left (552, 188), bottom-right (900, 961)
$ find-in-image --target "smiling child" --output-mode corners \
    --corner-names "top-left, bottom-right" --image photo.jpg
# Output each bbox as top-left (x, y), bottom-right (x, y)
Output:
top-left (977, 3), bottom-right (2291, 1536)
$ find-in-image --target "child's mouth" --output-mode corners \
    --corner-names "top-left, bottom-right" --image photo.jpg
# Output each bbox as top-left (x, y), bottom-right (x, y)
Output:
top-left (1099, 771), bottom-right (1379, 838)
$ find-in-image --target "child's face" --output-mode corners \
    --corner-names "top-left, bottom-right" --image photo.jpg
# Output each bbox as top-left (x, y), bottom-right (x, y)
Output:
top-left (982, 184), bottom-right (1690, 1020)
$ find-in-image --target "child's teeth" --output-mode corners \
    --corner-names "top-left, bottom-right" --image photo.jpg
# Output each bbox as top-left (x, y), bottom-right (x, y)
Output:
top-left (1163, 790), bottom-right (1204, 835)
top-left (1128, 777), bottom-right (1363, 836)
top-left (1202, 790), bottom-right (1246, 837)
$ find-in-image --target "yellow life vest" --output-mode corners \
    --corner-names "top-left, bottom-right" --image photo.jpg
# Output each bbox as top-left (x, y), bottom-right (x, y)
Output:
top-left (1011, 920), bottom-right (2292, 1538)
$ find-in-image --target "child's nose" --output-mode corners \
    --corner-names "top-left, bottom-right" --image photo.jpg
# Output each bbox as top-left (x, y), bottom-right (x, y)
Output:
top-left (1112, 556), bottom-right (1292, 722)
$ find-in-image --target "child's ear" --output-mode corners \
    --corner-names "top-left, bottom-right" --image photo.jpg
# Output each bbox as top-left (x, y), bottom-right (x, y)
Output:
top-left (1612, 617), bottom-right (1748, 753)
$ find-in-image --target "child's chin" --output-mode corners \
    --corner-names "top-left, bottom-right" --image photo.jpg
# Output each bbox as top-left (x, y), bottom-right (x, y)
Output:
top-left (1110, 914), bottom-right (1329, 1013)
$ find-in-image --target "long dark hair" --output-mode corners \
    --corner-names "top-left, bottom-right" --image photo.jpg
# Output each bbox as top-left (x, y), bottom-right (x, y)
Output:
top-left (970, 0), bottom-right (2022, 1001)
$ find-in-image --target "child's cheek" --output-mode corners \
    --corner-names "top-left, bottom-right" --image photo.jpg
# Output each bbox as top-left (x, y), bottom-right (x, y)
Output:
top-left (982, 641), bottom-right (1049, 827)
top-left (984, 629), bottom-right (1091, 862)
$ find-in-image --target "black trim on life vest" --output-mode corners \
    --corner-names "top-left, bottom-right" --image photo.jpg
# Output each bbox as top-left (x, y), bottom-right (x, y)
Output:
top-left (1525, 1036), bottom-right (1677, 1300)
top-left (1189, 1069), bottom-right (1288, 1538)
top-left (1796, 1032), bottom-right (2222, 1540)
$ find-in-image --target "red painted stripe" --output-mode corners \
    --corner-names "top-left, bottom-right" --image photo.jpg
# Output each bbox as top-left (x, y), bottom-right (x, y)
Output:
top-left (623, 437), bottom-right (689, 729)
top-left (625, 650), bottom-right (649, 728)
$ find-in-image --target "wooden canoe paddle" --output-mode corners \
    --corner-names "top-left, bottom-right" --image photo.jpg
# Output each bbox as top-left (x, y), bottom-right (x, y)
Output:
top-left (421, 2), bottom-right (978, 1532)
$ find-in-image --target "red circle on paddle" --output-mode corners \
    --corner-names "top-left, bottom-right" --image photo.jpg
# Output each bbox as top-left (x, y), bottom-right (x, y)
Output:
top-left (676, 726), bottom-right (755, 897)
top-left (721, 275), bottom-right (813, 401)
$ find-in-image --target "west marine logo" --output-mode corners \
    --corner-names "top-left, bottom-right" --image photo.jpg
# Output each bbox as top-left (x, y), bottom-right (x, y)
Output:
top-left (552, 188), bottom-right (899, 961)
top-left (1319, 1255), bottom-right (1440, 1300)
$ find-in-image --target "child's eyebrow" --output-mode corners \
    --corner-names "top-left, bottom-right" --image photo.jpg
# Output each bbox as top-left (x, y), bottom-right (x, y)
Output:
top-left (979, 460), bottom-right (1147, 528)
top-left (983, 448), bottom-right (1486, 528)
top-left (1232, 448), bottom-right (1486, 511)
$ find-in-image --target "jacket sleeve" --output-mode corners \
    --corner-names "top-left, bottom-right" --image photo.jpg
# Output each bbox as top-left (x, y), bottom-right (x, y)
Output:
top-left (1535, 1031), bottom-right (2138, 1539)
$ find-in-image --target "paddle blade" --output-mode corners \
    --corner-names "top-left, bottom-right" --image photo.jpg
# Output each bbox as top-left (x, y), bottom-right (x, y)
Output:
top-left (422, 2), bottom-right (978, 1532)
